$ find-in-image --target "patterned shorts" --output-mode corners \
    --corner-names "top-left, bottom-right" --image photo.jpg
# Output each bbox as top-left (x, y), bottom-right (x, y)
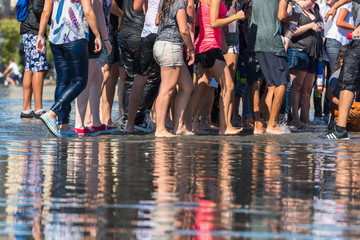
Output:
top-left (22, 34), bottom-right (48, 72)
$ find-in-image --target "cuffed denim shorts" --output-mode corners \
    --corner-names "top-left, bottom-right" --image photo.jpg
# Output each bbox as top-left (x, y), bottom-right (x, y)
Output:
top-left (288, 48), bottom-right (316, 74)
top-left (153, 40), bottom-right (184, 67)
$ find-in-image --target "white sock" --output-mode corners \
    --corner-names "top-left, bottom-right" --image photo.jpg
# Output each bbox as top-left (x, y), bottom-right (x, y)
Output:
top-left (22, 109), bottom-right (33, 114)
top-left (35, 109), bottom-right (44, 114)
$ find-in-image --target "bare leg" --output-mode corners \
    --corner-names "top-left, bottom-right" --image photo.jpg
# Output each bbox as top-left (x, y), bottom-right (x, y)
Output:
top-left (7, 77), bottom-right (16, 85)
top-left (155, 66), bottom-right (181, 137)
top-left (32, 71), bottom-right (45, 111)
top-left (173, 66), bottom-right (193, 135)
top-left (289, 68), bottom-right (307, 128)
top-left (337, 89), bottom-right (355, 128)
top-left (299, 72), bottom-right (315, 124)
top-left (75, 59), bottom-right (97, 129)
top-left (89, 63), bottom-right (104, 127)
top-left (224, 52), bottom-right (238, 123)
top-left (266, 85), bottom-right (286, 134)
top-left (188, 63), bottom-right (211, 132)
top-left (101, 63), bottom-right (119, 125)
top-left (125, 74), bottom-right (148, 133)
top-left (209, 60), bottom-right (241, 135)
top-left (22, 70), bottom-right (33, 111)
top-left (250, 80), bottom-right (265, 134)
top-left (117, 66), bottom-right (126, 117)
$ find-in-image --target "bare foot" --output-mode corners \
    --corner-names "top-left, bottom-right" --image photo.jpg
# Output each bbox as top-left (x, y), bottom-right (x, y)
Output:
top-left (219, 127), bottom-right (242, 135)
top-left (266, 125), bottom-right (285, 135)
top-left (155, 130), bottom-right (176, 137)
top-left (173, 126), bottom-right (194, 136)
top-left (124, 127), bottom-right (135, 134)
top-left (253, 121), bottom-right (265, 135)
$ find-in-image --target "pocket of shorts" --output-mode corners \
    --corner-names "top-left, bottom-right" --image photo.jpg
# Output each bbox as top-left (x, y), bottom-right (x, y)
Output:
top-left (275, 51), bottom-right (289, 72)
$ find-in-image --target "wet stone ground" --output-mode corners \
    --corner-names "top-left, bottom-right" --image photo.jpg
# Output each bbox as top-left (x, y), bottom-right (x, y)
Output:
top-left (0, 85), bottom-right (360, 239)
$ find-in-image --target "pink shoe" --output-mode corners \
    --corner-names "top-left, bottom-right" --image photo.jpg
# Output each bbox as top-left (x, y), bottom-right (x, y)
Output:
top-left (73, 127), bottom-right (100, 136)
top-left (91, 124), bottom-right (118, 134)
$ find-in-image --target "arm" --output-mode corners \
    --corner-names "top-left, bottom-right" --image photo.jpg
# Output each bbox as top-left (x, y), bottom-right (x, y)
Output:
top-left (326, 87), bottom-right (340, 105)
top-left (111, 0), bottom-right (123, 17)
top-left (336, 8), bottom-right (355, 30)
top-left (155, 12), bottom-right (159, 26)
top-left (221, 29), bottom-right (228, 54)
top-left (292, 22), bottom-right (320, 37)
top-left (176, 8), bottom-right (195, 65)
top-left (187, 0), bottom-right (195, 42)
top-left (36, 0), bottom-right (53, 53)
top-left (209, 0), bottom-right (244, 29)
top-left (278, 0), bottom-right (301, 23)
top-left (91, 0), bottom-right (111, 54)
top-left (325, 0), bottom-right (352, 22)
top-left (133, 0), bottom-right (147, 13)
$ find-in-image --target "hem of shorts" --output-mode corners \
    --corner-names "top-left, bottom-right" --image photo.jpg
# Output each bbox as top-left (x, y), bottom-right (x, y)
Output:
top-left (159, 63), bottom-right (184, 67)
top-left (27, 67), bottom-right (49, 73)
top-left (338, 83), bottom-right (358, 93)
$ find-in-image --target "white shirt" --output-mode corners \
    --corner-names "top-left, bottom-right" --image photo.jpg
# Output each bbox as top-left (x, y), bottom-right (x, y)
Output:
top-left (141, 0), bottom-right (160, 37)
top-left (326, 3), bottom-right (354, 46)
top-left (9, 62), bottom-right (20, 76)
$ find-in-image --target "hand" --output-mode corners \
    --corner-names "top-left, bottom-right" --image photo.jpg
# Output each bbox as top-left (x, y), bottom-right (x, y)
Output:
top-left (349, 108), bottom-right (356, 117)
top-left (221, 42), bottom-right (228, 54)
top-left (235, 10), bottom-right (245, 21)
top-left (36, 36), bottom-right (46, 53)
top-left (187, 50), bottom-right (195, 66)
top-left (104, 40), bottom-right (112, 56)
top-left (94, 37), bottom-right (102, 53)
top-left (311, 22), bottom-right (321, 32)
top-left (324, 7), bottom-right (337, 22)
top-left (353, 25), bottom-right (360, 38)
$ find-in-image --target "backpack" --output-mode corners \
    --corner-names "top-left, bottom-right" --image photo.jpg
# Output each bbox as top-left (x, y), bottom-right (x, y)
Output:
top-left (15, 0), bottom-right (28, 22)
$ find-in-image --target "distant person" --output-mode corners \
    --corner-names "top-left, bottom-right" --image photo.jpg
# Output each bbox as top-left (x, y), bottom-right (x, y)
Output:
top-left (19, 0), bottom-right (48, 119)
top-left (2, 59), bottom-right (20, 85)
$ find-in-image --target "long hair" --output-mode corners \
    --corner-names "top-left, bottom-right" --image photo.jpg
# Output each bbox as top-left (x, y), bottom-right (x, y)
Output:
top-left (159, 0), bottom-right (178, 23)
top-left (330, 44), bottom-right (348, 76)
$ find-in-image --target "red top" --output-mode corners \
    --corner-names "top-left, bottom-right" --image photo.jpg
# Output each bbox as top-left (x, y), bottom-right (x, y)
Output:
top-left (195, 0), bottom-right (227, 54)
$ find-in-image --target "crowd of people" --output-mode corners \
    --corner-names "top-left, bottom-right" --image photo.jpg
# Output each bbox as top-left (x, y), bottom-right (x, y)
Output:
top-left (15, 0), bottom-right (360, 138)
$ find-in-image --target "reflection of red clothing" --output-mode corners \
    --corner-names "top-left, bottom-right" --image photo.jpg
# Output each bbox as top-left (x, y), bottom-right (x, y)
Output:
top-left (195, 1), bottom-right (227, 54)
top-left (191, 199), bottom-right (215, 240)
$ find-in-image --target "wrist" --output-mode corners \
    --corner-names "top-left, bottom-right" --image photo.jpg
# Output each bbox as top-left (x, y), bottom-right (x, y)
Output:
top-left (233, 14), bottom-right (238, 21)
top-left (103, 39), bottom-right (109, 42)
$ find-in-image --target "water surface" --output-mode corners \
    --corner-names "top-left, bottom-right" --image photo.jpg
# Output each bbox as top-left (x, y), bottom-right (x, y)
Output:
top-left (1, 85), bottom-right (360, 239)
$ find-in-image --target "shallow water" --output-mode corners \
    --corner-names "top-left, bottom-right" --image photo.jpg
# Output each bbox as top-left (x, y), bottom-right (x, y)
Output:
top-left (1, 85), bottom-right (360, 239)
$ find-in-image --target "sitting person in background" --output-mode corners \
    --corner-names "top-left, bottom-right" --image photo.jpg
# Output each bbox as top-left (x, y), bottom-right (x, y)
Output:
top-left (2, 59), bottom-right (21, 85)
top-left (326, 44), bottom-right (360, 131)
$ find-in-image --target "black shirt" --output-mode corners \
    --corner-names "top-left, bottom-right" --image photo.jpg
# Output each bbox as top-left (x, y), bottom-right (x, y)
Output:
top-left (119, 0), bottom-right (145, 39)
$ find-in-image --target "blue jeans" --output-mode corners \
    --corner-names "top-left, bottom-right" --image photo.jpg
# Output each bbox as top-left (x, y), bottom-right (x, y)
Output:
top-left (325, 38), bottom-right (342, 71)
top-left (50, 39), bottom-right (89, 124)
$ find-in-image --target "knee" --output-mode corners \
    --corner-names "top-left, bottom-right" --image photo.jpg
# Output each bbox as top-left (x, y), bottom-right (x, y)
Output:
top-left (76, 78), bottom-right (88, 93)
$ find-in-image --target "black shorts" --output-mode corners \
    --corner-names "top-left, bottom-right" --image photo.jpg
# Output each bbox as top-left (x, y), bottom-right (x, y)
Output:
top-left (195, 48), bottom-right (225, 69)
top-left (256, 51), bottom-right (289, 87)
top-left (338, 40), bottom-right (360, 93)
top-left (136, 33), bottom-right (159, 76)
top-left (246, 51), bottom-right (265, 85)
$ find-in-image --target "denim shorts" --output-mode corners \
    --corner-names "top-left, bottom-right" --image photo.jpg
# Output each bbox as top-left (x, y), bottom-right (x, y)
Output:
top-left (288, 48), bottom-right (316, 73)
top-left (153, 40), bottom-right (184, 67)
top-left (21, 34), bottom-right (48, 72)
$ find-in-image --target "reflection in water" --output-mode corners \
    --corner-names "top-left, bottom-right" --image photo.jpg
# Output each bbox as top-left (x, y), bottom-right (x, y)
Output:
top-left (1, 110), bottom-right (360, 239)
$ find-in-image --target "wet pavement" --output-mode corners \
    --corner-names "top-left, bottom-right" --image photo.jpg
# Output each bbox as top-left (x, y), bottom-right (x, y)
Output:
top-left (1, 85), bottom-right (360, 239)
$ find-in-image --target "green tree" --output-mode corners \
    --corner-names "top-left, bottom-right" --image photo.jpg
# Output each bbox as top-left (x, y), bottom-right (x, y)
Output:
top-left (0, 18), bottom-right (53, 72)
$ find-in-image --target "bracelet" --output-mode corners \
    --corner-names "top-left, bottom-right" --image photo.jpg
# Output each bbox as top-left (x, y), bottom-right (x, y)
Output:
top-left (103, 39), bottom-right (109, 42)
top-left (188, 48), bottom-right (195, 52)
top-left (233, 14), bottom-right (238, 21)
